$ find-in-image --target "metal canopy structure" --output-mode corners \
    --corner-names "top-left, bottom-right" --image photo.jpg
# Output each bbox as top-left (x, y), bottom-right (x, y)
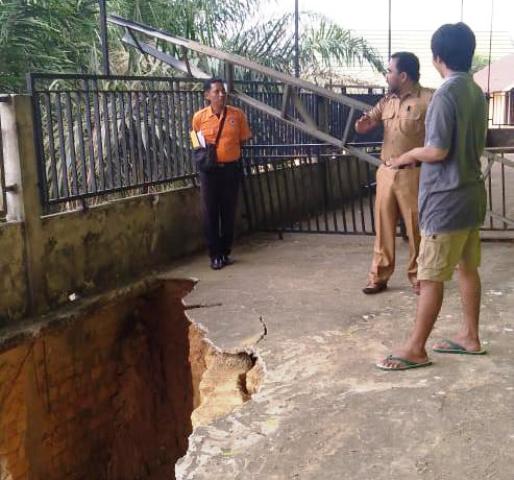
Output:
top-left (107, 14), bottom-right (381, 168)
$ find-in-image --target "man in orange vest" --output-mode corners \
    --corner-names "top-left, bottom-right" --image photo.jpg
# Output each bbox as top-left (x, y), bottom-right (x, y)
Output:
top-left (192, 79), bottom-right (253, 270)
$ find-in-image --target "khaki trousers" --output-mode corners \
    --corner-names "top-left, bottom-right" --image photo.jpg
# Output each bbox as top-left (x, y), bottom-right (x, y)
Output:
top-left (368, 165), bottom-right (421, 286)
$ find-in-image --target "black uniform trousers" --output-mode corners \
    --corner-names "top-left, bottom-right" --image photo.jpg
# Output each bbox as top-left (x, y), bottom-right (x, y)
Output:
top-left (199, 161), bottom-right (242, 259)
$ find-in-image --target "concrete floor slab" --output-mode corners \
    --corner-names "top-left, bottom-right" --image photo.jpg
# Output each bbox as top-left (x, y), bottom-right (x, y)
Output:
top-left (170, 233), bottom-right (514, 480)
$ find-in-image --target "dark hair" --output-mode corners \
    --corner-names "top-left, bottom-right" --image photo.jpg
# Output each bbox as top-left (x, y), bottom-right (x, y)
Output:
top-left (431, 22), bottom-right (476, 72)
top-left (203, 78), bottom-right (224, 92)
top-left (390, 52), bottom-right (420, 82)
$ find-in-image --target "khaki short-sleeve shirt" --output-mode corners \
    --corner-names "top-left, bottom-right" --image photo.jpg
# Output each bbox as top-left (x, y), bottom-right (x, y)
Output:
top-left (367, 85), bottom-right (433, 161)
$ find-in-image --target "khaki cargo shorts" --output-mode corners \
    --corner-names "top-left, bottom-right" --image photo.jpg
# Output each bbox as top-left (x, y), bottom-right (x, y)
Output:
top-left (417, 228), bottom-right (481, 282)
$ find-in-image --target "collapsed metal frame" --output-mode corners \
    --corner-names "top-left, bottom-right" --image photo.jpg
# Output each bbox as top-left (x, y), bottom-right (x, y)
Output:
top-left (107, 15), bottom-right (381, 169)
top-left (107, 14), bottom-right (514, 236)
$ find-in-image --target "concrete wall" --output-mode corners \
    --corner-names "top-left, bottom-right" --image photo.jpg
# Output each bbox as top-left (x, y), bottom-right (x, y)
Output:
top-left (0, 185), bottom-right (205, 322)
top-left (40, 187), bottom-right (204, 307)
top-left (0, 222), bottom-right (27, 324)
top-left (0, 96), bottom-right (207, 323)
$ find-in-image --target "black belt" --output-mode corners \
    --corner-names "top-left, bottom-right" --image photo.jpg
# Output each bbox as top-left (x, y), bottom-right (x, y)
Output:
top-left (397, 161), bottom-right (421, 169)
top-left (215, 160), bottom-right (240, 168)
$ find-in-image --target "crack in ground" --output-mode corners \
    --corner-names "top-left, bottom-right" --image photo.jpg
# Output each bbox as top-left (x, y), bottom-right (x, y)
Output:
top-left (255, 316), bottom-right (268, 345)
top-left (184, 302), bottom-right (223, 310)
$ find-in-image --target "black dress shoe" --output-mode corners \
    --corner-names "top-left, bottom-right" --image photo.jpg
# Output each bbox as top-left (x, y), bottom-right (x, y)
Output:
top-left (210, 257), bottom-right (223, 270)
top-left (221, 254), bottom-right (234, 266)
top-left (362, 282), bottom-right (387, 294)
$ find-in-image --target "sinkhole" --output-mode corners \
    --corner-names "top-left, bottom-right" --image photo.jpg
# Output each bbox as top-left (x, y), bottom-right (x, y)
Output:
top-left (0, 278), bottom-right (263, 480)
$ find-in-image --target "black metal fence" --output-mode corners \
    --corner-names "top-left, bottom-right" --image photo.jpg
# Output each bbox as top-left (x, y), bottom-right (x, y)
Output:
top-left (483, 148), bottom-right (514, 232)
top-left (241, 143), bottom-right (381, 235)
top-left (28, 74), bottom-right (202, 210)
top-left (27, 73), bottom-right (381, 212)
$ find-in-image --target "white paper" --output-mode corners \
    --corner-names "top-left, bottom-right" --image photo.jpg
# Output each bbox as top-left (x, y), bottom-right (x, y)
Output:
top-left (196, 131), bottom-right (206, 148)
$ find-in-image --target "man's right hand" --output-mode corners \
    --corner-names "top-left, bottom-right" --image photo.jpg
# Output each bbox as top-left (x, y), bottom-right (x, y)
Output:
top-left (354, 114), bottom-right (377, 134)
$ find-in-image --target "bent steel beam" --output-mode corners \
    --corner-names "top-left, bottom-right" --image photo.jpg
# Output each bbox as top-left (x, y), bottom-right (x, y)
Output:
top-left (108, 14), bottom-right (381, 167)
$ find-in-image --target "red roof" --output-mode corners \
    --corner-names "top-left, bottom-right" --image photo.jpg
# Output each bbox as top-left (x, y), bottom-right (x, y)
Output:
top-left (474, 53), bottom-right (514, 93)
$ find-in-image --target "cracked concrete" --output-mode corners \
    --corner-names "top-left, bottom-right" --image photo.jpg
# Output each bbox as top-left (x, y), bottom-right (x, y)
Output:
top-left (166, 233), bottom-right (514, 480)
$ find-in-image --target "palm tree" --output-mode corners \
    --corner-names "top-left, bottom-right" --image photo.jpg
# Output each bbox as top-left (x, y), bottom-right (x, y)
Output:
top-left (0, 0), bottom-right (384, 92)
top-left (223, 12), bottom-right (383, 81)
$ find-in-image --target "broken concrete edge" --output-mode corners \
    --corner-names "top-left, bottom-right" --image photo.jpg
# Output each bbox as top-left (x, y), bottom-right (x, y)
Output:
top-left (0, 268), bottom-right (268, 409)
top-left (0, 268), bottom-right (194, 352)
top-left (173, 272), bottom-right (268, 394)
top-left (0, 274), bottom-right (162, 354)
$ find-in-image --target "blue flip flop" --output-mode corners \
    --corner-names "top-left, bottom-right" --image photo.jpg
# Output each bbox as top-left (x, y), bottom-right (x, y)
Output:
top-left (432, 339), bottom-right (487, 355)
top-left (376, 355), bottom-right (432, 371)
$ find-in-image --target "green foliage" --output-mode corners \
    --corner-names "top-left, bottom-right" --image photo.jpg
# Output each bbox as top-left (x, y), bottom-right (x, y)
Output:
top-left (470, 53), bottom-right (491, 74)
top-left (0, 0), bottom-right (99, 91)
top-left (0, 0), bottom-right (384, 92)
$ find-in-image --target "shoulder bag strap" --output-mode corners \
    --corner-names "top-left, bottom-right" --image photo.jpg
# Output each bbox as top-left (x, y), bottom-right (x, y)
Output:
top-left (214, 107), bottom-right (227, 146)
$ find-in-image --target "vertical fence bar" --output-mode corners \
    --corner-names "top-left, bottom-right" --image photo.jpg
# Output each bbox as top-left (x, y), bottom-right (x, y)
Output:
top-left (243, 150), bottom-right (258, 230)
top-left (82, 80), bottom-right (98, 193)
top-left (174, 82), bottom-right (186, 176)
top-left (43, 92), bottom-right (60, 200)
top-left (54, 93), bottom-right (70, 198)
top-left (240, 157), bottom-right (254, 231)
top-left (335, 154), bottom-right (348, 233)
top-left (289, 154), bottom-right (301, 232)
top-left (355, 158), bottom-right (366, 232)
top-left (262, 154), bottom-right (277, 230)
top-left (280, 153), bottom-right (294, 231)
top-left (327, 152), bottom-right (338, 232)
top-left (166, 87), bottom-right (179, 178)
top-left (74, 90), bottom-right (89, 195)
top-left (118, 92), bottom-right (130, 187)
top-left (147, 87), bottom-right (158, 182)
top-left (255, 151), bottom-right (269, 230)
top-left (101, 87), bottom-right (114, 190)
top-left (125, 90), bottom-right (137, 185)
top-left (319, 145), bottom-right (329, 231)
top-left (161, 90), bottom-right (172, 180)
top-left (272, 157), bottom-right (285, 232)
top-left (133, 91), bottom-right (145, 184)
top-left (345, 156), bottom-right (357, 232)
top-left (92, 80), bottom-right (105, 192)
top-left (154, 89), bottom-right (165, 181)
top-left (109, 91), bottom-right (122, 188)
top-left (299, 155), bottom-right (312, 232)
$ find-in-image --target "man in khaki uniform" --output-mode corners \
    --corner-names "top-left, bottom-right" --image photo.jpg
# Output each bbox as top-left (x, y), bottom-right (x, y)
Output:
top-left (355, 52), bottom-right (433, 294)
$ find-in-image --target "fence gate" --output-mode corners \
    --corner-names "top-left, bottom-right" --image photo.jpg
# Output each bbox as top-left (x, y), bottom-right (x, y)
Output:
top-left (241, 143), bottom-right (380, 236)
